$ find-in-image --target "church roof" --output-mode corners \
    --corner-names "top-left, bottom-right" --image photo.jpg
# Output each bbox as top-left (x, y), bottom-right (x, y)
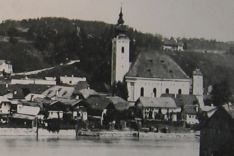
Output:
top-left (137, 97), bottom-right (177, 108)
top-left (126, 52), bottom-right (189, 79)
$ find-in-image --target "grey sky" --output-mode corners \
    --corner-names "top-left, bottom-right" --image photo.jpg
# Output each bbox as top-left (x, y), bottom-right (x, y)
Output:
top-left (0, 0), bottom-right (234, 41)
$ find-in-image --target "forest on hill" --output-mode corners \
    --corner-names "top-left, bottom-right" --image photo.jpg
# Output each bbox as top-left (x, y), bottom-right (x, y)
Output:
top-left (0, 17), bottom-right (233, 91)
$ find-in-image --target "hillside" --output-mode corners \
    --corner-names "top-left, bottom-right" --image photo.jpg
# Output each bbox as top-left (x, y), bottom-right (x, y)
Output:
top-left (0, 17), bottom-right (234, 92)
top-left (166, 51), bottom-right (234, 93)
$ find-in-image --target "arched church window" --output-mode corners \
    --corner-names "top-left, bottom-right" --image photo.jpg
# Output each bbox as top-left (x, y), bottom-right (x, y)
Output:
top-left (121, 47), bottom-right (124, 53)
top-left (153, 88), bottom-right (157, 97)
top-left (178, 89), bottom-right (182, 94)
top-left (165, 88), bottom-right (169, 94)
top-left (140, 87), bottom-right (144, 96)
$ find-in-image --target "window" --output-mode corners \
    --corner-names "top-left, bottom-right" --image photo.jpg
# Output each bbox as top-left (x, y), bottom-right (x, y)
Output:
top-left (165, 88), bottom-right (169, 94)
top-left (140, 87), bottom-right (144, 96)
top-left (178, 89), bottom-right (182, 94)
top-left (153, 88), bottom-right (157, 97)
top-left (121, 47), bottom-right (124, 53)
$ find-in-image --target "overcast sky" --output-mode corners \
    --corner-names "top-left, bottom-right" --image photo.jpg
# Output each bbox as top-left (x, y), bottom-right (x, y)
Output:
top-left (0, 0), bottom-right (233, 41)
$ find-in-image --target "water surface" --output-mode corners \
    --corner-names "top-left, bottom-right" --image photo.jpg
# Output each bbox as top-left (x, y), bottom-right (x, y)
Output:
top-left (0, 136), bottom-right (199, 156)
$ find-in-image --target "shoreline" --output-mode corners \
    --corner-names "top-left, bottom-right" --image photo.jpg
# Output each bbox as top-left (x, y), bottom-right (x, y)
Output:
top-left (0, 128), bottom-right (199, 140)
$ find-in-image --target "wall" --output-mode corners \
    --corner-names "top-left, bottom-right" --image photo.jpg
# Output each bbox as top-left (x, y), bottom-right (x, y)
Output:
top-left (126, 77), bottom-right (191, 101)
top-left (17, 105), bottom-right (40, 116)
top-left (0, 102), bottom-right (11, 114)
top-left (11, 79), bottom-right (56, 85)
top-left (60, 76), bottom-right (86, 85)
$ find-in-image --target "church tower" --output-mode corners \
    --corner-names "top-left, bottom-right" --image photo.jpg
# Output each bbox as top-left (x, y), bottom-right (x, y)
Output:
top-left (111, 7), bottom-right (130, 85)
top-left (192, 68), bottom-right (204, 108)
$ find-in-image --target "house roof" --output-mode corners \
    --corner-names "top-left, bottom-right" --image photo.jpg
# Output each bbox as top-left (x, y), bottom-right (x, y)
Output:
top-left (20, 100), bottom-right (41, 108)
top-left (163, 39), bottom-right (183, 47)
top-left (77, 88), bottom-right (97, 99)
top-left (126, 52), bottom-right (189, 79)
top-left (137, 97), bottom-right (177, 108)
top-left (0, 96), bottom-right (10, 103)
top-left (42, 85), bottom-right (75, 99)
top-left (107, 96), bottom-right (130, 111)
top-left (85, 95), bottom-right (110, 111)
top-left (55, 97), bottom-right (81, 107)
top-left (175, 95), bottom-right (199, 114)
top-left (0, 84), bottom-right (50, 99)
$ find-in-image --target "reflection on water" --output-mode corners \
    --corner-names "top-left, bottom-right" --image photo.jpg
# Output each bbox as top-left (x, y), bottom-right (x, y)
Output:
top-left (0, 136), bottom-right (199, 156)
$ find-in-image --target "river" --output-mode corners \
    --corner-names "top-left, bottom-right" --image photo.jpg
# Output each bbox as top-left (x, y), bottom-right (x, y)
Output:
top-left (0, 136), bottom-right (199, 156)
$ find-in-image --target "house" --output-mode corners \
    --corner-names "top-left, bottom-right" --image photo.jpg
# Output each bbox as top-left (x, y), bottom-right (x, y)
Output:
top-left (0, 84), bottom-right (50, 100)
top-left (135, 97), bottom-right (180, 121)
top-left (162, 39), bottom-right (184, 51)
top-left (0, 60), bottom-right (13, 75)
top-left (60, 75), bottom-right (86, 85)
top-left (110, 9), bottom-right (204, 105)
top-left (0, 96), bottom-right (11, 115)
top-left (175, 95), bottom-right (200, 125)
top-left (9, 100), bottom-right (40, 128)
top-left (200, 104), bottom-right (234, 156)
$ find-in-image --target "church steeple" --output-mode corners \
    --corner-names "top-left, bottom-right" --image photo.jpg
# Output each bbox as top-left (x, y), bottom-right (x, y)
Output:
top-left (111, 6), bottom-right (130, 85)
top-left (115, 7), bottom-right (127, 36)
top-left (117, 7), bottom-right (124, 25)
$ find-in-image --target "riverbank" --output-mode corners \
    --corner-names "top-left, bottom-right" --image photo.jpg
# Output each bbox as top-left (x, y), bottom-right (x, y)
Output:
top-left (0, 128), bottom-right (199, 140)
top-left (78, 130), bottom-right (199, 140)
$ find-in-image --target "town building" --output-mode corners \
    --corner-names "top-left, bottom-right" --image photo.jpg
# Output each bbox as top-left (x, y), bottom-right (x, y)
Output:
top-left (135, 97), bottom-right (180, 121)
top-left (200, 104), bottom-right (234, 156)
top-left (175, 95), bottom-right (200, 125)
top-left (111, 9), bottom-right (204, 108)
top-left (0, 96), bottom-right (11, 115)
top-left (60, 75), bottom-right (86, 86)
top-left (162, 38), bottom-right (184, 51)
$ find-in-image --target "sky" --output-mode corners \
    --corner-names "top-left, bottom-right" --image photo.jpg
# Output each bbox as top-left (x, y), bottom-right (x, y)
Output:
top-left (0, 0), bottom-right (234, 41)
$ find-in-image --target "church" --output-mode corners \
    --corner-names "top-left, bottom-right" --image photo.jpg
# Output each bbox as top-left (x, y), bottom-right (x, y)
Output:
top-left (111, 8), bottom-right (203, 104)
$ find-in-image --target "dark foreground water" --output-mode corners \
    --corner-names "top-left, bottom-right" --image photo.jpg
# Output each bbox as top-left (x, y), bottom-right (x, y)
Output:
top-left (0, 136), bottom-right (199, 156)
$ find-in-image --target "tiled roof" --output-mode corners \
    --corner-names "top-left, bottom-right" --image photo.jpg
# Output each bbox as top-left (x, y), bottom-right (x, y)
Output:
top-left (85, 95), bottom-right (110, 111)
top-left (42, 85), bottom-right (75, 99)
top-left (137, 97), bottom-right (177, 108)
top-left (175, 95), bottom-right (199, 115)
top-left (107, 96), bottom-right (129, 111)
top-left (126, 52), bottom-right (189, 79)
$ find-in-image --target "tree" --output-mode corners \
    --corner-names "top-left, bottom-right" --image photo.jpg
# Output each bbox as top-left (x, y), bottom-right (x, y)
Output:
top-left (211, 80), bottom-right (232, 106)
top-left (112, 81), bottom-right (128, 100)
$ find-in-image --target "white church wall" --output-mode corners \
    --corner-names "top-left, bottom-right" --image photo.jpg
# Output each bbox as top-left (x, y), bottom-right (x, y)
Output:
top-left (126, 77), bottom-right (191, 102)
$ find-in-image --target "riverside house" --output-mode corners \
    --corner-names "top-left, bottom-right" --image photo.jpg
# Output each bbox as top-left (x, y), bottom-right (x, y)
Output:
top-left (175, 95), bottom-right (200, 126)
top-left (200, 104), bottom-right (234, 156)
top-left (135, 97), bottom-right (180, 121)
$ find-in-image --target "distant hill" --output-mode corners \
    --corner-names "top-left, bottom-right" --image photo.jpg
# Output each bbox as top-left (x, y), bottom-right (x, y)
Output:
top-left (0, 17), bottom-right (234, 92)
top-left (166, 51), bottom-right (234, 93)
